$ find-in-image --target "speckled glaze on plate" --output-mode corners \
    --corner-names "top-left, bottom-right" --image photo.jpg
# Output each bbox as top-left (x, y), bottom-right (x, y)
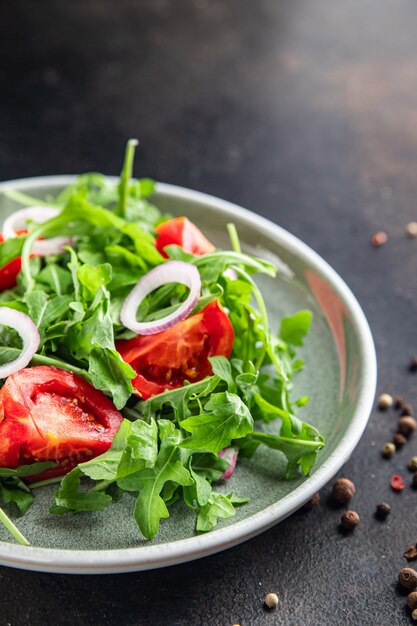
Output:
top-left (0, 176), bottom-right (376, 574)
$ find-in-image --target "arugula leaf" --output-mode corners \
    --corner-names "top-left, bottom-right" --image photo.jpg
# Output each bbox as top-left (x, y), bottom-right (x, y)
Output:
top-left (209, 356), bottom-right (236, 393)
top-left (196, 493), bottom-right (236, 532)
top-left (240, 427), bottom-right (324, 479)
top-left (88, 346), bottom-right (136, 409)
top-left (138, 375), bottom-right (220, 422)
top-left (77, 418), bottom-right (158, 482)
top-left (118, 424), bottom-right (193, 540)
top-left (78, 263), bottom-right (112, 301)
top-left (50, 468), bottom-right (112, 515)
top-left (36, 264), bottom-right (73, 295)
top-left (0, 479), bottom-right (33, 516)
top-left (181, 392), bottom-right (254, 453)
top-left (0, 236), bottom-right (25, 268)
top-left (183, 461), bottom-right (212, 509)
top-left (280, 310), bottom-right (313, 346)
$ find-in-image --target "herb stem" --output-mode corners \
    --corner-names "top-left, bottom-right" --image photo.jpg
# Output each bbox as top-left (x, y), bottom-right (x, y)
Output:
top-left (116, 138), bottom-right (138, 217)
top-left (227, 223), bottom-right (242, 253)
top-left (1, 188), bottom-right (55, 208)
top-left (29, 476), bottom-right (63, 489)
top-left (0, 507), bottom-right (30, 546)
top-left (234, 266), bottom-right (287, 380)
top-left (88, 479), bottom-right (113, 493)
top-left (31, 354), bottom-right (91, 382)
top-left (122, 407), bottom-right (144, 421)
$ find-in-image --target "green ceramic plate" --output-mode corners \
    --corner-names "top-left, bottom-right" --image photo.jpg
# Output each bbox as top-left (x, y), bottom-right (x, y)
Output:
top-left (0, 177), bottom-right (376, 574)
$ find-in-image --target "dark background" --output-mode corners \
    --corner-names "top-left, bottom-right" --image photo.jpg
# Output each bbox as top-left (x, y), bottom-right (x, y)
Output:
top-left (1, 1), bottom-right (417, 624)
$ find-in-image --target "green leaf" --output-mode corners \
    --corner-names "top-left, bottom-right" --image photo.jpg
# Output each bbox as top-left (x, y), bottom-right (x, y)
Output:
top-left (0, 479), bottom-right (34, 516)
top-left (244, 428), bottom-right (324, 478)
top-left (78, 418), bottom-right (158, 482)
top-left (36, 264), bottom-right (73, 295)
top-left (196, 493), bottom-right (236, 532)
top-left (138, 375), bottom-right (220, 423)
top-left (190, 452), bottom-right (228, 481)
top-left (118, 425), bottom-right (193, 539)
top-left (181, 392), bottom-right (254, 453)
top-left (280, 310), bottom-right (313, 346)
top-left (209, 356), bottom-right (236, 393)
top-left (0, 236), bottom-right (25, 268)
top-left (50, 468), bottom-right (112, 515)
top-left (0, 462), bottom-right (56, 478)
top-left (77, 419), bottom-right (133, 481)
top-left (88, 346), bottom-right (136, 409)
top-left (78, 263), bottom-right (112, 301)
top-left (183, 459), bottom-right (212, 509)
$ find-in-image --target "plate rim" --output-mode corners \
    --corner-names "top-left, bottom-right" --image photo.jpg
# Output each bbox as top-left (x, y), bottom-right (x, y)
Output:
top-left (0, 175), bottom-right (377, 574)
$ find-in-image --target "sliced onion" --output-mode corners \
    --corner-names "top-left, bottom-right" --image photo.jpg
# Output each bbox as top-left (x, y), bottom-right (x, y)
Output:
top-left (0, 308), bottom-right (40, 378)
top-left (2, 206), bottom-right (71, 256)
top-left (120, 261), bottom-right (201, 335)
top-left (218, 447), bottom-right (238, 480)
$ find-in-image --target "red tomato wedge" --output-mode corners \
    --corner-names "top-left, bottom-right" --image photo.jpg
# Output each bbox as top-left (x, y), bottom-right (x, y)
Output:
top-left (117, 300), bottom-right (234, 399)
top-left (155, 217), bottom-right (215, 258)
top-left (0, 230), bottom-right (28, 291)
top-left (0, 366), bottom-right (123, 479)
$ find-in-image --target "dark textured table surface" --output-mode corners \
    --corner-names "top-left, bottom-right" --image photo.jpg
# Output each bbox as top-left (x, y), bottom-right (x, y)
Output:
top-left (1, 1), bottom-right (417, 624)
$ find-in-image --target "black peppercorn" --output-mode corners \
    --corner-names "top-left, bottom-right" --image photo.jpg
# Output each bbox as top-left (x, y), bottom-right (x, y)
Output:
top-left (401, 403), bottom-right (414, 416)
top-left (375, 502), bottom-right (391, 520)
top-left (409, 358), bottom-right (417, 373)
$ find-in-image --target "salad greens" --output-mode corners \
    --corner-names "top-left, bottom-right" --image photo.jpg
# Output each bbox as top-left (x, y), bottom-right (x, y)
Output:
top-left (0, 140), bottom-right (324, 544)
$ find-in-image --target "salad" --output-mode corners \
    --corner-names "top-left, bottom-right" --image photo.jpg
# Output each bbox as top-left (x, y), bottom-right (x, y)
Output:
top-left (0, 140), bottom-right (324, 545)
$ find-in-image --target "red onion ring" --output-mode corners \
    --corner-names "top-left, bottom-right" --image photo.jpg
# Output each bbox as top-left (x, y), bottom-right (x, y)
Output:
top-left (120, 261), bottom-right (201, 335)
top-left (2, 206), bottom-right (71, 256)
top-left (218, 447), bottom-right (238, 480)
top-left (0, 308), bottom-right (40, 378)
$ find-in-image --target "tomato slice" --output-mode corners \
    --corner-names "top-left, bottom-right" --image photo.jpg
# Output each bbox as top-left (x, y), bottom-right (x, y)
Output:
top-left (155, 217), bottom-right (215, 258)
top-left (0, 230), bottom-right (28, 292)
top-left (117, 300), bottom-right (234, 399)
top-left (0, 366), bottom-right (123, 479)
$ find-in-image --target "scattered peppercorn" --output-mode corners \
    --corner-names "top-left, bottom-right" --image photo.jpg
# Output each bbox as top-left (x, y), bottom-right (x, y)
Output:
top-left (399, 567), bottom-right (417, 590)
top-left (394, 395), bottom-right (405, 410)
top-left (391, 475), bottom-right (406, 491)
top-left (378, 393), bottom-right (393, 410)
top-left (401, 403), bottom-right (414, 416)
top-left (398, 416), bottom-right (417, 437)
top-left (406, 222), bottom-right (417, 237)
top-left (382, 442), bottom-right (396, 458)
top-left (407, 592), bottom-right (417, 610)
top-left (332, 478), bottom-right (356, 503)
top-left (409, 358), bottom-right (417, 373)
top-left (405, 546), bottom-right (417, 562)
top-left (264, 593), bottom-right (279, 610)
top-left (370, 231), bottom-right (388, 247)
top-left (412, 473), bottom-right (417, 489)
top-left (375, 502), bottom-right (391, 520)
top-left (303, 492), bottom-right (320, 510)
top-left (408, 457), bottom-right (417, 472)
top-left (393, 433), bottom-right (407, 449)
top-left (412, 608), bottom-right (417, 622)
top-left (341, 510), bottom-right (360, 530)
